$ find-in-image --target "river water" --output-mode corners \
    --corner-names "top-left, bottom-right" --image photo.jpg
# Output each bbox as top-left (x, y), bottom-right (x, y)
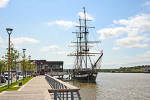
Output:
top-left (69, 73), bottom-right (150, 100)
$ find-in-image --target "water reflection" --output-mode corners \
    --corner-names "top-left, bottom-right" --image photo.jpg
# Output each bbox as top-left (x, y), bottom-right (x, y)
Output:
top-left (70, 81), bottom-right (98, 100)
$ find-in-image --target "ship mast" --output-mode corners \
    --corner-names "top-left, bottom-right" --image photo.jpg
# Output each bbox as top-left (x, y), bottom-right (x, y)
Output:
top-left (68, 7), bottom-right (102, 70)
top-left (83, 7), bottom-right (88, 69)
top-left (79, 17), bottom-right (82, 69)
top-left (72, 17), bottom-right (82, 69)
top-left (76, 30), bottom-right (79, 69)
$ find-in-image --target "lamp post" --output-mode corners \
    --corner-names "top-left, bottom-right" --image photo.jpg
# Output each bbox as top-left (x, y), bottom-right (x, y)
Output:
top-left (6, 28), bottom-right (13, 88)
top-left (10, 45), bottom-right (13, 84)
top-left (22, 49), bottom-right (26, 79)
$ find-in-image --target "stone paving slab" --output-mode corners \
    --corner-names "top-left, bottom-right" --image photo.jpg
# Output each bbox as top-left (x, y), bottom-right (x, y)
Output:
top-left (0, 76), bottom-right (51, 100)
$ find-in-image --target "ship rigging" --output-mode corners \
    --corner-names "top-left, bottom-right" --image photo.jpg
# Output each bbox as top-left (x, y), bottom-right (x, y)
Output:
top-left (68, 7), bottom-right (103, 82)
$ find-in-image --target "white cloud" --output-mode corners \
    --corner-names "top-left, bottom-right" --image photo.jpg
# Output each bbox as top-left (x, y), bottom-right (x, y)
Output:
top-left (97, 27), bottom-right (127, 39)
top-left (0, 36), bottom-right (6, 48)
top-left (114, 14), bottom-right (150, 36)
top-left (40, 45), bottom-right (60, 52)
top-left (12, 37), bottom-right (39, 46)
top-left (142, 50), bottom-right (150, 57)
top-left (40, 45), bottom-right (66, 56)
top-left (67, 43), bottom-right (76, 47)
top-left (142, 1), bottom-right (150, 9)
top-left (0, 0), bottom-right (9, 8)
top-left (97, 14), bottom-right (150, 39)
top-left (116, 36), bottom-right (150, 48)
top-left (102, 52), bottom-right (150, 68)
top-left (56, 51), bottom-right (66, 55)
top-left (48, 20), bottom-right (77, 29)
top-left (112, 47), bottom-right (120, 50)
top-left (78, 12), bottom-right (94, 20)
top-left (47, 12), bottom-right (94, 30)
top-left (124, 52), bottom-right (150, 66)
top-left (97, 13), bottom-right (150, 48)
top-left (0, 36), bottom-right (3, 43)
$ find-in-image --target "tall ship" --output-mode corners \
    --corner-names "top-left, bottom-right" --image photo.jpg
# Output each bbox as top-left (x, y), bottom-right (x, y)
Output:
top-left (68, 7), bottom-right (103, 83)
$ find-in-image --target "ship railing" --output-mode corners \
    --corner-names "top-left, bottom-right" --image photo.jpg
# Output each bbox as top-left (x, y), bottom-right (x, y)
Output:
top-left (45, 74), bottom-right (81, 100)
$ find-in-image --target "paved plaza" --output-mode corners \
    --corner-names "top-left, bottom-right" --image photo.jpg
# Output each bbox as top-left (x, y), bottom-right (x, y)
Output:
top-left (0, 76), bottom-right (51, 100)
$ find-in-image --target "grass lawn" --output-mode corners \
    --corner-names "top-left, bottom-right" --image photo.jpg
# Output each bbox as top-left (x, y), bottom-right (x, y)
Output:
top-left (0, 76), bottom-right (34, 93)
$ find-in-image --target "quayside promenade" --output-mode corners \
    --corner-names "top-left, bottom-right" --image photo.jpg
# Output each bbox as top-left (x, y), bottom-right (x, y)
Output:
top-left (0, 76), bottom-right (51, 100)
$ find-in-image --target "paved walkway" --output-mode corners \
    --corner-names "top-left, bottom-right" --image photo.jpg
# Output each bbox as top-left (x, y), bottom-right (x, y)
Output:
top-left (0, 76), bottom-right (51, 100)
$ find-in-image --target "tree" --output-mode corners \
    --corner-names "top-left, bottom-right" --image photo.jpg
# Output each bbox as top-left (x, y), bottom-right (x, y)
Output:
top-left (25, 60), bottom-right (35, 72)
top-left (1, 42), bottom-right (20, 72)
top-left (0, 60), bottom-right (7, 75)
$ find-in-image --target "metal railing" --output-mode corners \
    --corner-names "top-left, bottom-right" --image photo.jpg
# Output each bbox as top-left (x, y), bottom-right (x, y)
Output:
top-left (45, 74), bottom-right (81, 100)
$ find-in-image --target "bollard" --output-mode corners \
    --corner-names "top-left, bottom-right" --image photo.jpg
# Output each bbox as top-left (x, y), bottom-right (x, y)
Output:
top-left (18, 81), bottom-right (22, 86)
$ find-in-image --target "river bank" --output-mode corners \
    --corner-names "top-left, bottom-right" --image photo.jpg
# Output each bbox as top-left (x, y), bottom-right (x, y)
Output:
top-left (100, 65), bottom-right (150, 73)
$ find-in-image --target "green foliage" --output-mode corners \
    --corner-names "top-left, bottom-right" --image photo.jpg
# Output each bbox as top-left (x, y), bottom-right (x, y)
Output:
top-left (0, 77), bottom-right (33, 93)
top-left (1, 42), bottom-right (20, 72)
top-left (0, 60), bottom-right (7, 74)
top-left (0, 42), bottom-right (35, 73)
top-left (24, 60), bottom-right (35, 72)
top-left (9, 43), bottom-right (20, 70)
top-left (100, 65), bottom-right (150, 73)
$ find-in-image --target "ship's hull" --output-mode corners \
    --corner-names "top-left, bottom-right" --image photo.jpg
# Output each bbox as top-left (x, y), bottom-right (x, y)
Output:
top-left (72, 70), bottom-right (98, 83)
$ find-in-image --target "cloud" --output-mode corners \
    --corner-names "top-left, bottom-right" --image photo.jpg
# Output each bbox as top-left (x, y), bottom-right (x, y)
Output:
top-left (67, 43), bottom-right (76, 47)
top-left (143, 50), bottom-right (150, 57)
top-left (12, 37), bottom-right (39, 46)
top-left (97, 13), bottom-right (150, 48)
top-left (0, 36), bottom-right (3, 43)
top-left (40, 45), bottom-right (66, 56)
top-left (142, 1), bottom-right (150, 9)
top-left (48, 20), bottom-right (77, 29)
top-left (40, 45), bottom-right (60, 52)
top-left (97, 14), bottom-right (150, 39)
top-left (0, 36), bottom-right (6, 48)
top-left (56, 51), bottom-right (66, 55)
top-left (47, 12), bottom-right (94, 30)
top-left (116, 36), bottom-right (150, 48)
top-left (139, 50), bottom-right (150, 58)
top-left (97, 27), bottom-right (127, 39)
top-left (0, 0), bottom-right (9, 8)
top-left (136, 50), bottom-right (150, 61)
top-left (78, 12), bottom-right (94, 20)
top-left (114, 14), bottom-right (150, 36)
top-left (112, 47), bottom-right (120, 50)
top-left (123, 51), bottom-right (150, 66)
top-left (103, 51), bottom-right (150, 68)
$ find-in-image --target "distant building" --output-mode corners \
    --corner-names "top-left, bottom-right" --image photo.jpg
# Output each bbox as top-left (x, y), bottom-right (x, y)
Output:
top-left (31, 60), bottom-right (63, 75)
top-left (144, 66), bottom-right (150, 72)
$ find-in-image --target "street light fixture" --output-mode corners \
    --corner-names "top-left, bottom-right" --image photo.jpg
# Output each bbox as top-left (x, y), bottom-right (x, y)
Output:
top-left (6, 28), bottom-right (13, 35)
top-left (22, 49), bottom-right (26, 79)
top-left (6, 28), bottom-right (13, 88)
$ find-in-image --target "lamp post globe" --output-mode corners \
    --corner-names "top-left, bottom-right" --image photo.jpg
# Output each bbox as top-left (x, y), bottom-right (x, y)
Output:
top-left (23, 49), bottom-right (26, 54)
top-left (6, 28), bottom-right (13, 35)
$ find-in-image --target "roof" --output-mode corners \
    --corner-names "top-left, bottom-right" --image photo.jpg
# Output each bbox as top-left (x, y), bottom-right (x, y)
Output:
top-left (46, 61), bottom-right (63, 65)
top-left (30, 60), bottom-right (63, 65)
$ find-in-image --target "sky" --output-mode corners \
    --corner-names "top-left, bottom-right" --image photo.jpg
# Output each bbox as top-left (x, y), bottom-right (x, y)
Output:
top-left (0, 0), bottom-right (150, 69)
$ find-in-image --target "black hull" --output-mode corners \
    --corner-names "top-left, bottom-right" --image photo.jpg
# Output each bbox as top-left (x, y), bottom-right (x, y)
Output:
top-left (72, 70), bottom-right (98, 83)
